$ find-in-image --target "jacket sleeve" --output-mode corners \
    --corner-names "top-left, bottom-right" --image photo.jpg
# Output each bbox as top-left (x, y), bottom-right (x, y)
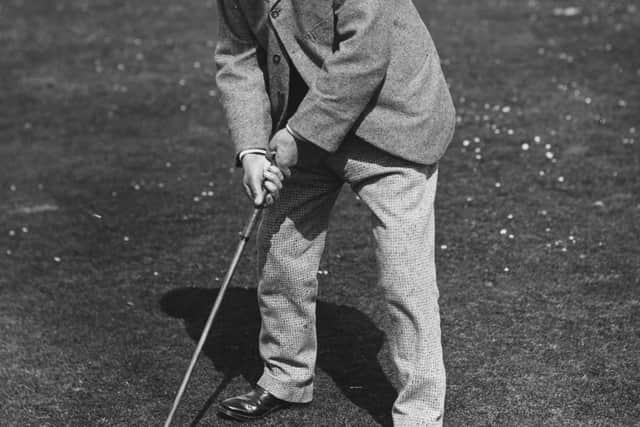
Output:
top-left (215, 0), bottom-right (272, 157)
top-left (286, 0), bottom-right (391, 153)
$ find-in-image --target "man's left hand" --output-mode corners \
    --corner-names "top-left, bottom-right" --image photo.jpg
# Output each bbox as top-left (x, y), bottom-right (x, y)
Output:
top-left (268, 129), bottom-right (298, 177)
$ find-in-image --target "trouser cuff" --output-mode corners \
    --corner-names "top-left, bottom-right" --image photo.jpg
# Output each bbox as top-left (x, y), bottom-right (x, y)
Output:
top-left (257, 371), bottom-right (313, 403)
top-left (393, 414), bottom-right (443, 427)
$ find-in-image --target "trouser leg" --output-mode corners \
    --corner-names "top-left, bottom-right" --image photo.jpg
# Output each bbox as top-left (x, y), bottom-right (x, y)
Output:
top-left (256, 166), bottom-right (342, 403)
top-left (330, 139), bottom-right (446, 426)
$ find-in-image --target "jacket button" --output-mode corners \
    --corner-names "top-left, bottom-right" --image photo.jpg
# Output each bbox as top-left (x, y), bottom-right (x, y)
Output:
top-left (272, 54), bottom-right (281, 64)
top-left (271, 9), bottom-right (280, 19)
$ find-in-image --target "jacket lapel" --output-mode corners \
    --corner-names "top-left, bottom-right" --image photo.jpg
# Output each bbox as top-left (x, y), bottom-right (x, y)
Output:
top-left (267, 0), bottom-right (282, 10)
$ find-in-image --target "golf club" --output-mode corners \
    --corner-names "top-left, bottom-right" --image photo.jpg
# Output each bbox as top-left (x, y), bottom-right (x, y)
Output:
top-left (164, 207), bottom-right (262, 427)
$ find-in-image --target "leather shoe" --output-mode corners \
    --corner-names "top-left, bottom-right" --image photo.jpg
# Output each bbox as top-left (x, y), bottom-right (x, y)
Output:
top-left (218, 386), bottom-right (292, 421)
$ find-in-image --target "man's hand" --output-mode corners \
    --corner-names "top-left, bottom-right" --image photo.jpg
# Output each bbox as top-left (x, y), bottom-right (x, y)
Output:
top-left (268, 128), bottom-right (298, 177)
top-left (241, 154), bottom-right (285, 207)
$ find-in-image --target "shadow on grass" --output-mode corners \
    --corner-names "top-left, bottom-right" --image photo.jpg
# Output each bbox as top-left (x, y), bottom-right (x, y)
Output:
top-left (160, 287), bottom-right (395, 426)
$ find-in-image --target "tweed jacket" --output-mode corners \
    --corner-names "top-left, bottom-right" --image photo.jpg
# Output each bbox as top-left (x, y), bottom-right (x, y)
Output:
top-left (215, 0), bottom-right (456, 165)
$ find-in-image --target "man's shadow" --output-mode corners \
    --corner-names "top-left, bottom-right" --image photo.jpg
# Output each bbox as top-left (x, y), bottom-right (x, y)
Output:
top-left (160, 286), bottom-right (396, 426)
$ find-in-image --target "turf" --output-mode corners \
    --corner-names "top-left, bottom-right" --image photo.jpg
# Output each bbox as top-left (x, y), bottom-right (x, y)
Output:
top-left (0, 0), bottom-right (638, 425)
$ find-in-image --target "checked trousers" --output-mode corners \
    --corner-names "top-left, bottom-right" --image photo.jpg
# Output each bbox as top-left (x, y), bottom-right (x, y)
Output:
top-left (255, 136), bottom-right (445, 426)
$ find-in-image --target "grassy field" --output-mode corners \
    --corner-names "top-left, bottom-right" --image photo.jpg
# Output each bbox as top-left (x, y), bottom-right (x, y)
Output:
top-left (1, 0), bottom-right (638, 425)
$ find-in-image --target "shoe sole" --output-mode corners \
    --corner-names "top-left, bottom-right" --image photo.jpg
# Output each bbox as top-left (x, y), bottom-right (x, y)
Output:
top-left (217, 403), bottom-right (291, 422)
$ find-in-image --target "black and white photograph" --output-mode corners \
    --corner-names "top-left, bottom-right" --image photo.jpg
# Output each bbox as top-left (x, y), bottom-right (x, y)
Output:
top-left (1, 0), bottom-right (638, 425)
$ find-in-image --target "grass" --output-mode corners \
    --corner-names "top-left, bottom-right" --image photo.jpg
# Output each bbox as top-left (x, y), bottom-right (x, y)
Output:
top-left (0, 0), bottom-right (638, 425)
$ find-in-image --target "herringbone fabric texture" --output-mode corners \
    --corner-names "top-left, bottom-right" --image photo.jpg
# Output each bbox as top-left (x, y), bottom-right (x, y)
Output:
top-left (255, 137), bottom-right (445, 426)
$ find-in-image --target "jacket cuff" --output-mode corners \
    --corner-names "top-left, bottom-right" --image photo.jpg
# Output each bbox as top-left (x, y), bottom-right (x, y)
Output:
top-left (286, 104), bottom-right (346, 153)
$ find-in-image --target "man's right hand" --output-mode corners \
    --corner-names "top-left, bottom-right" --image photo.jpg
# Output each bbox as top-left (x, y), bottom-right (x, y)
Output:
top-left (241, 154), bottom-right (285, 207)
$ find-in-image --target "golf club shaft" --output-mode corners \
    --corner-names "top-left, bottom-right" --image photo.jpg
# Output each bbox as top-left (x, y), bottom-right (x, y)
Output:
top-left (164, 207), bottom-right (262, 427)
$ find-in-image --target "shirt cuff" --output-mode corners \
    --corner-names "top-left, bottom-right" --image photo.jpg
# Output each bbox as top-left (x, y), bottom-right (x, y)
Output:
top-left (237, 148), bottom-right (268, 167)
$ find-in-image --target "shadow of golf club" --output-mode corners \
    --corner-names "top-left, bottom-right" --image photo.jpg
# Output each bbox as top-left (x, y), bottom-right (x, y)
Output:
top-left (160, 286), bottom-right (395, 426)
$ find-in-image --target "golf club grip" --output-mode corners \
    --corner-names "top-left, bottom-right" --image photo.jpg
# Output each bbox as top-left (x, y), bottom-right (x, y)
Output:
top-left (164, 208), bottom-right (261, 427)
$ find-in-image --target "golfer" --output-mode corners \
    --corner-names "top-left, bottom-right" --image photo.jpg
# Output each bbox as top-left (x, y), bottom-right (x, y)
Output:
top-left (214, 0), bottom-right (455, 425)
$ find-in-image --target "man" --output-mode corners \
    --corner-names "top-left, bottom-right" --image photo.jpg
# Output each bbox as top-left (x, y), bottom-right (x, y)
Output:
top-left (214, 0), bottom-right (455, 425)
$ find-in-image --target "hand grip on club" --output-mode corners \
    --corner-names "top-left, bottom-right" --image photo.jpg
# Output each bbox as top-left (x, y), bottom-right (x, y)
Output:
top-left (257, 153), bottom-right (282, 208)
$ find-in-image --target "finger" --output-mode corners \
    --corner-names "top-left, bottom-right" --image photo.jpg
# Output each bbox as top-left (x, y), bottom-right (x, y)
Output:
top-left (267, 165), bottom-right (285, 182)
top-left (254, 192), bottom-right (265, 207)
top-left (249, 178), bottom-right (265, 207)
top-left (263, 181), bottom-right (280, 200)
top-left (263, 170), bottom-right (283, 190)
top-left (263, 180), bottom-right (281, 196)
top-left (264, 193), bottom-right (274, 206)
top-left (280, 165), bottom-right (292, 178)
